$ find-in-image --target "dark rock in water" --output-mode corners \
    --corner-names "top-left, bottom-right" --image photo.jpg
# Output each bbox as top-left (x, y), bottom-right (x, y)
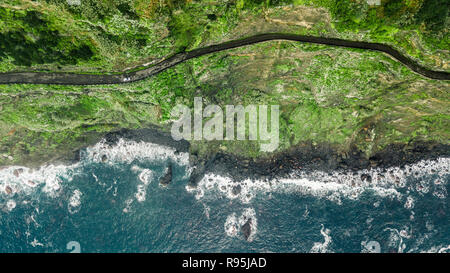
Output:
top-left (13, 168), bottom-right (23, 177)
top-left (188, 165), bottom-right (205, 186)
top-left (241, 218), bottom-right (252, 241)
top-left (232, 185), bottom-right (241, 196)
top-left (5, 186), bottom-right (12, 195)
top-left (188, 153), bottom-right (218, 187)
top-left (360, 173), bottom-right (372, 182)
top-left (159, 162), bottom-right (173, 186)
top-left (101, 155), bottom-right (108, 162)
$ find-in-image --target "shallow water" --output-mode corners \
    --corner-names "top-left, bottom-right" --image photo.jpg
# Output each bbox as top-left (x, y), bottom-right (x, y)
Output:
top-left (0, 139), bottom-right (449, 253)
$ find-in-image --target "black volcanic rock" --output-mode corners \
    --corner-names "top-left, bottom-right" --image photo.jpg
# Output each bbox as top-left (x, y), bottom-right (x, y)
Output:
top-left (159, 162), bottom-right (173, 186)
top-left (13, 168), bottom-right (23, 177)
top-left (188, 153), bottom-right (218, 187)
top-left (101, 154), bottom-right (108, 162)
top-left (232, 185), bottom-right (241, 196)
top-left (241, 218), bottom-right (252, 241)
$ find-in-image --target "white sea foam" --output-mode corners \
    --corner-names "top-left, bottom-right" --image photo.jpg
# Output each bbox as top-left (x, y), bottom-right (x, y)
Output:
top-left (190, 172), bottom-right (398, 205)
top-left (137, 168), bottom-right (153, 185)
top-left (5, 199), bottom-right (16, 211)
top-left (384, 227), bottom-right (407, 253)
top-left (436, 245), bottom-right (450, 253)
top-left (310, 225), bottom-right (332, 253)
top-left (0, 138), bottom-right (190, 210)
top-left (68, 189), bottom-right (82, 214)
top-left (0, 136), bottom-right (448, 212)
top-left (130, 167), bottom-right (154, 202)
top-left (224, 213), bottom-right (239, 237)
top-left (413, 245), bottom-right (450, 253)
top-left (188, 157), bottom-right (449, 204)
top-left (83, 138), bottom-right (189, 166)
top-left (0, 163), bottom-right (80, 198)
top-left (30, 238), bottom-right (44, 248)
top-left (135, 184), bottom-right (147, 202)
top-left (404, 196), bottom-right (415, 209)
top-left (361, 240), bottom-right (381, 253)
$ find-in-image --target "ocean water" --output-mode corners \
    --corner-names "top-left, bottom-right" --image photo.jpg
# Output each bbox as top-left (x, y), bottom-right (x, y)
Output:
top-left (0, 139), bottom-right (449, 253)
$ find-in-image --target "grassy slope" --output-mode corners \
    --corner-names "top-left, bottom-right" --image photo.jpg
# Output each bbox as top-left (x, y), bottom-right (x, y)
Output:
top-left (0, 40), bottom-right (448, 165)
top-left (0, 0), bottom-right (448, 166)
top-left (0, 0), bottom-right (448, 72)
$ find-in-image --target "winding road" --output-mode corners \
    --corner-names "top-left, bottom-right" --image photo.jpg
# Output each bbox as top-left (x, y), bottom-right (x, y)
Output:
top-left (0, 33), bottom-right (448, 85)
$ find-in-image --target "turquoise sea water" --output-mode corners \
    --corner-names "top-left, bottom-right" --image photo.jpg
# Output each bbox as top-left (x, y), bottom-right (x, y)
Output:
top-left (0, 139), bottom-right (448, 253)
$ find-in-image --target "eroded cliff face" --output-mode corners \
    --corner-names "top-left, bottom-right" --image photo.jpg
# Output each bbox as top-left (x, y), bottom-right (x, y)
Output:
top-left (0, 1), bottom-right (448, 167)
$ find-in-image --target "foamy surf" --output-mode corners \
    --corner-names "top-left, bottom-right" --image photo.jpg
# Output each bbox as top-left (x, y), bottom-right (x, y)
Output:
top-left (131, 166), bottom-right (154, 202)
top-left (83, 138), bottom-right (189, 166)
top-left (0, 136), bottom-right (448, 252)
top-left (310, 225), bottom-right (333, 253)
top-left (0, 136), bottom-right (448, 216)
top-left (68, 189), bottom-right (82, 214)
top-left (0, 138), bottom-right (190, 211)
top-left (187, 157), bottom-right (449, 205)
top-left (0, 163), bottom-right (81, 198)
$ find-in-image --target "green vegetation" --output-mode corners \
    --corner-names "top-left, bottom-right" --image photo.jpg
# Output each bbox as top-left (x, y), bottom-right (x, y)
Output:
top-left (0, 0), bottom-right (448, 166)
top-left (0, 0), bottom-right (448, 72)
top-left (0, 7), bottom-right (94, 66)
top-left (1, 39), bottom-right (448, 165)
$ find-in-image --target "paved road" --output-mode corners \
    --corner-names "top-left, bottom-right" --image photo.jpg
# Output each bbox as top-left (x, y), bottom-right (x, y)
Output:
top-left (0, 33), bottom-right (448, 85)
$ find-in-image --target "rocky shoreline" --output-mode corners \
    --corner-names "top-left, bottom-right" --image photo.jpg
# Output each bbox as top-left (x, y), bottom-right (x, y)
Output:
top-left (94, 127), bottom-right (450, 186)
top-left (206, 141), bottom-right (450, 183)
top-left (2, 125), bottom-right (448, 187)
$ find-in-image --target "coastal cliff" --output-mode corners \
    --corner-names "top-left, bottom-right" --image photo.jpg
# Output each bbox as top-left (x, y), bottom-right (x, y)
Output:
top-left (0, 0), bottom-right (448, 168)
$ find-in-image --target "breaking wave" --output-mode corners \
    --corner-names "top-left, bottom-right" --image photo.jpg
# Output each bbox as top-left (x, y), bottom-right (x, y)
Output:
top-left (1, 138), bottom-right (448, 210)
top-left (0, 138), bottom-right (448, 253)
top-left (187, 157), bottom-right (449, 205)
top-left (0, 138), bottom-right (190, 210)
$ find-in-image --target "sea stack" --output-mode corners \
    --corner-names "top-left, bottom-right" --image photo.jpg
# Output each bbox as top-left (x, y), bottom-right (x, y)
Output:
top-left (159, 162), bottom-right (173, 186)
top-left (241, 218), bottom-right (252, 241)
